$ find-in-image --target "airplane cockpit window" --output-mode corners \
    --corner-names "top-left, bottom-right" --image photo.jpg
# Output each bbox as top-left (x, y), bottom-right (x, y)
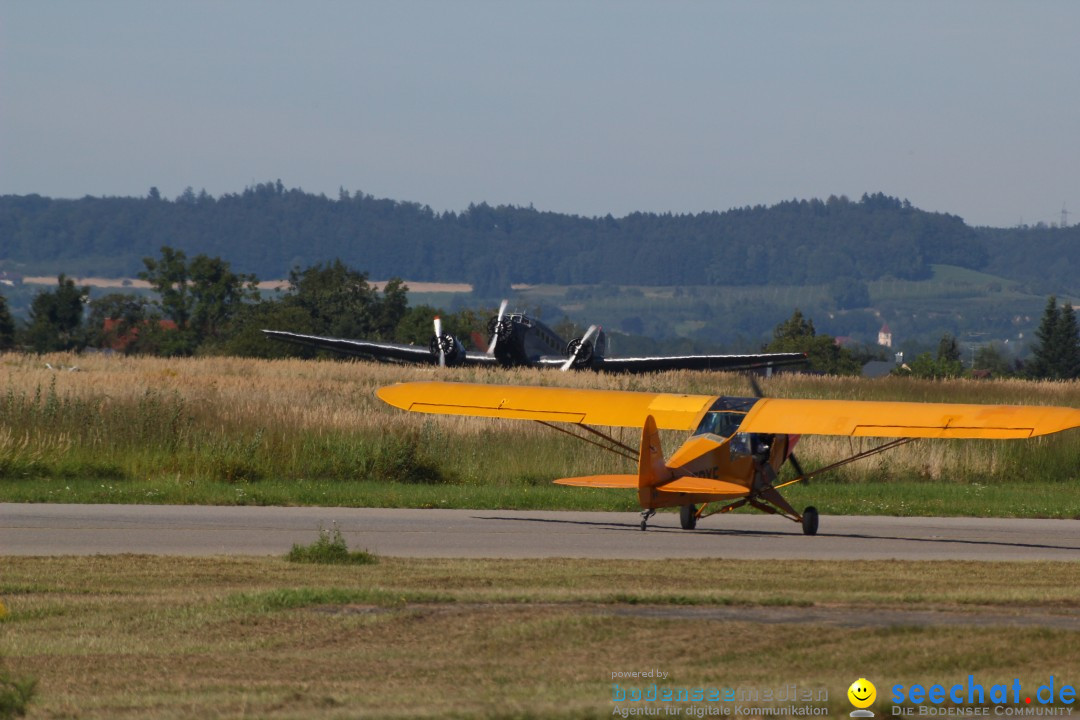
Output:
top-left (693, 411), bottom-right (745, 438)
top-left (691, 397), bottom-right (759, 439)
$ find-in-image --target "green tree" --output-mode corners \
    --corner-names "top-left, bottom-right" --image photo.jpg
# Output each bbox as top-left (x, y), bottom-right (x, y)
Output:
top-left (223, 261), bottom-right (417, 359)
top-left (903, 352), bottom-right (939, 379)
top-left (22, 275), bottom-right (89, 352)
top-left (186, 254), bottom-right (260, 339)
top-left (206, 301), bottom-right (317, 358)
top-left (766, 309), bottom-right (861, 375)
top-left (1028, 296), bottom-right (1080, 380)
top-left (374, 278), bottom-right (410, 340)
top-left (139, 246), bottom-right (259, 354)
top-left (772, 309), bottom-right (815, 342)
top-left (86, 293), bottom-right (150, 352)
top-left (1058, 303), bottom-right (1080, 379)
top-left (894, 334), bottom-right (965, 379)
top-left (393, 305), bottom-right (484, 348)
top-left (937, 333), bottom-right (960, 363)
top-left (283, 261), bottom-right (408, 340)
top-left (139, 246), bottom-right (191, 328)
top-left (0, 294), bottom-right (15, 351)
top-left (935, 334), bottom-right (963, 375)
top-left (973, 343), bottom-right (1015, 377)
top-left (394, 305), bottom-right (445, 346)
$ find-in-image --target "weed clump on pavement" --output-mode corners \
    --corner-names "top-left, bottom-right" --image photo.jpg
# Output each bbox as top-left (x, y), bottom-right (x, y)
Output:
top-left (286, 525), bottom-right (378, 565)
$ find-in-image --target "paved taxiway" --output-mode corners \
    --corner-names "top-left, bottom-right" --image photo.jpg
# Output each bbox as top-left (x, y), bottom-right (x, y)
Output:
top-left (3, 503), bottom-right (1080, 560)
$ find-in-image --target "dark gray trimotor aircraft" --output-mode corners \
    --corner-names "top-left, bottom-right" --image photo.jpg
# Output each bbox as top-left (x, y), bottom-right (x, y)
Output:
top-left (263, 301), bottom-right (806, 374)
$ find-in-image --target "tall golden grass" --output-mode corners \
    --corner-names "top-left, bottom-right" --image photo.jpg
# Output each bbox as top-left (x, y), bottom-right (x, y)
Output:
top-left (0, 352), bottom-right (1077, 487)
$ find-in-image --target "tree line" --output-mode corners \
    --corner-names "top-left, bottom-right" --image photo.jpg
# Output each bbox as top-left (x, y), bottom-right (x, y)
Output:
top-left (886, 296), bottom-right (1080, 381)
top-left (4, 247), bottom-right (1074, 381)
top-left (0, 247), bottom-right (485, 360)
top-left (9, 185), bottom-right (1078, 294)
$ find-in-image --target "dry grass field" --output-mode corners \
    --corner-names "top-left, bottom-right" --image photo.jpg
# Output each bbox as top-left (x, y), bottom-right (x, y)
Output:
top-left (0, 352), bottom-right (1078, 514)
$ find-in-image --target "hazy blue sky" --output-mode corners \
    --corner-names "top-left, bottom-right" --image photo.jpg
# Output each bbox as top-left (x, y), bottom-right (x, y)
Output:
top-left (2, 0), bottom-right (1077, 227)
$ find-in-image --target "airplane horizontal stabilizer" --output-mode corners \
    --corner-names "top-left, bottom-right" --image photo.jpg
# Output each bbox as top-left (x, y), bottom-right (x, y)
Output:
top-left (554, 475), bottom-right (638, 489)
top-left (655, 476), bottom-right (750, 496)
top-left (553, 474), bottom-right (748, 497)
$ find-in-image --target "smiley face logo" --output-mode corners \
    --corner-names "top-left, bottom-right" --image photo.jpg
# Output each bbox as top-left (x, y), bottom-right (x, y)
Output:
top-left (848, 678), bottom-right (876, 709)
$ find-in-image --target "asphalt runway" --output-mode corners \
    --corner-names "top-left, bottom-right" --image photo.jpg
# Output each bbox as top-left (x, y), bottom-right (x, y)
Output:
top-left (4, 503), bottom-right (1080, 560)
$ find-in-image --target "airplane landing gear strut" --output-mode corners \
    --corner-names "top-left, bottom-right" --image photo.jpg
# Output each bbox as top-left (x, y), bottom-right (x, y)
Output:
top-left (639, 509), bottom-right (656, 531)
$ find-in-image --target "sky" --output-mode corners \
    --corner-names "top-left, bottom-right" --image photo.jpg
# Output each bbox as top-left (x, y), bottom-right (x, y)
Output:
top-left (2, 0), bottom-right (1077, 228)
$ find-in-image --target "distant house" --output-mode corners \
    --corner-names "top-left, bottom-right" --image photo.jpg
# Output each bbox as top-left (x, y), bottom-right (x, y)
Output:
top-left (877, 324), bottom-right (892, 348)
top-left (103, 318), bottom-right (178, 352)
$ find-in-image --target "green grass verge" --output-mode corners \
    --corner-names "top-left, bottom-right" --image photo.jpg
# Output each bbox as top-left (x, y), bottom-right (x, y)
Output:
top-left (3, 477), bottom-right (1080, 518)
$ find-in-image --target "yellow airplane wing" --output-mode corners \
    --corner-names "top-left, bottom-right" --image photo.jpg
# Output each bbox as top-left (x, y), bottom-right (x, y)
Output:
top-left (739, 398), bottom-right (1080, 439)
top-left (378, 381), bottom-right (1080, 440)
top-left (376, 381), bottom-right (716, 430)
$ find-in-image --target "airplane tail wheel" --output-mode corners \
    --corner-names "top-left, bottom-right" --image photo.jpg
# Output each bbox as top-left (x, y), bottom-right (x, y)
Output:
top-left (801, 506), bottom-right (819, 536)
top-left (679, 504), bottom-right (698, 530)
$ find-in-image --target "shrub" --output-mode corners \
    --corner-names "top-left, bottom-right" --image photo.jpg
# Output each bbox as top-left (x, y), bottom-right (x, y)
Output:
top-left (0, 665), bottom-right (36, 719)
top-left (285, 525), bottom-right (378, 565)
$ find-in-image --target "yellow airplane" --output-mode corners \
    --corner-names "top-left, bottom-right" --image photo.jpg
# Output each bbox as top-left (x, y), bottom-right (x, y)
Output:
top-left (377, 380), bottom-right (1080, 534)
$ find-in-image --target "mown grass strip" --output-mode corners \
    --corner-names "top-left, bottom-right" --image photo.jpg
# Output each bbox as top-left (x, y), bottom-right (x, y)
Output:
top-left (5, 555), bottom-right (1080, 719)
top-left (227, 587), bottom-right (456, 612)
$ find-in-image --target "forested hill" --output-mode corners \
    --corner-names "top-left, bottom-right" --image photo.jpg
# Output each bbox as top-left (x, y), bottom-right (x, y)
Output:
top-left (1, 184), bottom-right (1077, 294)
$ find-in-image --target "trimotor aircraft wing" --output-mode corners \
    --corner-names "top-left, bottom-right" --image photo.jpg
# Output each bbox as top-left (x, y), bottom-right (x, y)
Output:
top-left (376, 381), bottom-right (716, 430)
top-left (262, 330), bottom-right (499, 366)
top-left (739, 398), bottom-right (1080, 439)
top-left (568, 352), bottom-right (809, 374)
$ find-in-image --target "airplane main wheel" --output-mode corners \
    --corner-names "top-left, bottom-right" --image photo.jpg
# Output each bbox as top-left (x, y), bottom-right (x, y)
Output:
top-left (679, 504), bottom-right (698, 530)
top-left (801, 506), bottom-right (819, 536)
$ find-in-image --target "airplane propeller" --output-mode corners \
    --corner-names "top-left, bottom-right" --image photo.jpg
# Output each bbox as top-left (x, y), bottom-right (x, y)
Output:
top-left (429, 317), bottom-right (464, 369)
top-left (429, 316), bottom-right (461, 367)
top-left (434, 316), bottom-right (445, 368)
top-left (561, 324), bottom-right (599, 371)
top-left (486, 299), bottom-right (509, 355)
top-left (748, 375), bottom-right (808, 483)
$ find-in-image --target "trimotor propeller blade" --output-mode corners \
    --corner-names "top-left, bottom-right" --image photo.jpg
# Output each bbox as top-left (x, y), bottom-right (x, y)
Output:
top-left (486, 299), bottom-right (508, 355)
top-left (561, 324), bottom-right (598, 371)
top-left (434, 316), bottom-right (445, 368)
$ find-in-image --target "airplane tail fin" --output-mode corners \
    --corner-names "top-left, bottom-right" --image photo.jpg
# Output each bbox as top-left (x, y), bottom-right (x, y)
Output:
top-left (554, 415), bottom-right (672, 507)
top-left (637, 414), bottom-right (671, 506)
